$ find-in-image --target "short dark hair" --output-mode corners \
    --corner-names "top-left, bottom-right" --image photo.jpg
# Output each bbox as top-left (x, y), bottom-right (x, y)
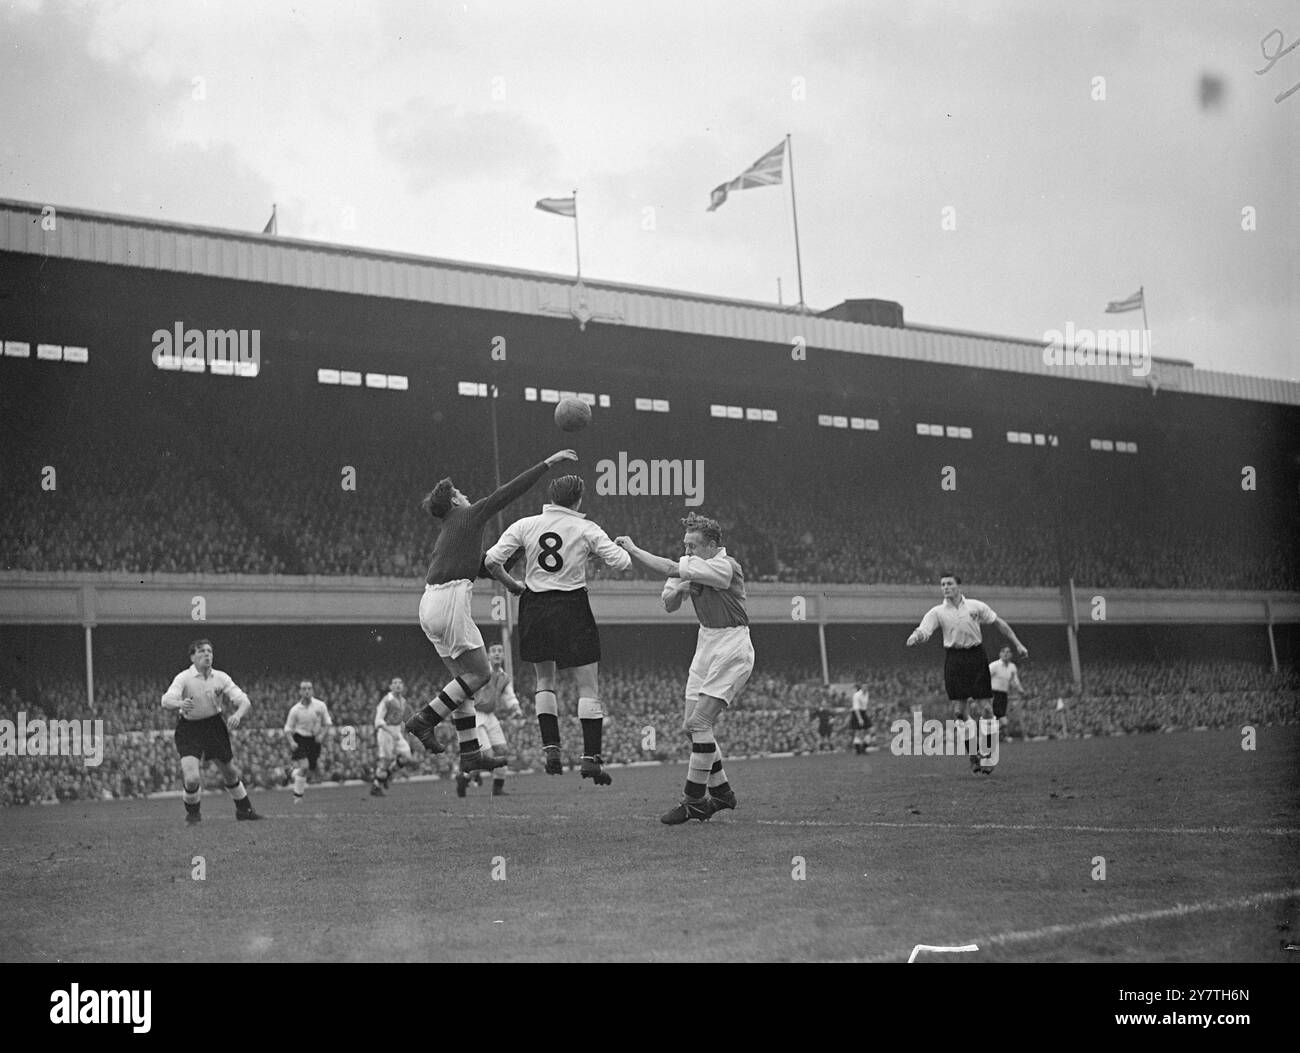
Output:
top-left (422, 478), bottom-right (456, 519)
top-left (549, 475), bottom-right (584, 508)
top-left (189, 638), bottom-right (212, 657)
top-left (939, 571), bottom-right (961, 583)
top-left (682, 512), bottom-right (722, 546)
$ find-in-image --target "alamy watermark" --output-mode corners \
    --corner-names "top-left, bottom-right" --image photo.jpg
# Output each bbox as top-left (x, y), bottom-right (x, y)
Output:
top-left (0, 712), bottom-right (105, 767)
top-left (1042, 323), bottom-right (1151, 377)
top-left (152, 322), bottom-right (261, 374)
top-left (594, 452), bottom-right (704, 506)
top-left (889, 711), bottom-right (999, 765)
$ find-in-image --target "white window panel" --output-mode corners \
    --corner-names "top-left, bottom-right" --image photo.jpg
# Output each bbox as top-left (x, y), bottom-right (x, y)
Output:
top-left (4, 341), bottom-right (30, 357)
top-left (958, 427), bottom-right (972, 439)
top-left (916, 423), bottom-right (931, 436)
top-left (181, 355), bottom-right (205, 373)
top-left (37, 344), bottom-right (62, 361)
top-left (387, 375), bottom-right (408, 391)
top-left (1090, 439), bottom-right (1102, 450)
top-left (209, 358), bottom-right (234, 376)
top-left (62, 346), bottom-right (88, 363)
top-left (761, 409), bottom-right (777, 422)
top-left (559, 390), bottom-right (577, 401)
top-left (818, 414), bottom-right (833, 427)
top-left (1019, 432), bottom-right (1032, 444)
top-left (726, 405), bottom-right (743, 419)
top-left (865, 418), bottom-right (879, 431)
top-left (598, 394), bottom-right (610, 408)
top-left (236, 360), bottom-right (258, 378)
top-left (1034, 433), bottom-right (1045, 446)
top-left (1100, 439), bottom-right (1114, 451)
top-left (1049, 435), bottom-right (1059, 447)
top-left (340, 371), bottom-right (362, 386)
top-left (833, 415), bottom-right (848, 428)
top-left (652, 399), bottom-right (670, 412)
top-left (366, 373), bottom-right (388, 389)
top-left (745, 408), bottom-right (762, 421)
top-left (1007, 432), bottom-right (1020, 443)
top-left (524, 387), bottom-right (538, 401)
top-left (711, 404), bottom-right (728, 418)
top-left (458, 381), bottom-right (479, 396)
top-left (945, 425), bottom-right (960, 438)
top-left (540, 388), bottom-right (559, 403)
top-left (850, 417), bottom-right (866, 430)
top-left (634, 397), bottom-right (653, 411)
top-left (578, 392), bottom-right (596, 405)
top-left (318, 369), bottom-right (340, 385)
top-left (156, 355), bottom-right (181, 371)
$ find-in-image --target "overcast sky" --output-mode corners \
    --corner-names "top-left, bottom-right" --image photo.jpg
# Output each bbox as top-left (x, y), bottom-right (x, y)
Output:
top-left (2, 0), bottom-right (1296, 381)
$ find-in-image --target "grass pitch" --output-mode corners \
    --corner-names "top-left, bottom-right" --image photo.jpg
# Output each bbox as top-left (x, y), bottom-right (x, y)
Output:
top-left (2, 727), bottom-right (1296, 962)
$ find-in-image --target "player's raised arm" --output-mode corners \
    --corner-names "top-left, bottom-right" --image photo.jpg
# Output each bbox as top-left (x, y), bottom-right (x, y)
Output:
top-left (614, 536), bottom-right (678, 577)
top-left (676, 551), bottom-right (733, 589)
top-left (588, 525), bottom-right (632, 571)
top-left (476, 450), bottom-right (577, 519)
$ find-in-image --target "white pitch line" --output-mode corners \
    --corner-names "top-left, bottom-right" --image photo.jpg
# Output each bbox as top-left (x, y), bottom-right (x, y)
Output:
top-left (907, 943), bottom-right (979, 963)
top-left (855, 887), bottom-right (1300, 963)
top-left (751, 819), bottom-right (1300, 837)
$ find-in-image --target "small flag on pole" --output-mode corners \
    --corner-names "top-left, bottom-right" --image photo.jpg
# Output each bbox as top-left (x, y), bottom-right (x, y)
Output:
top-left (262, 204), bottom-right (278, 235)
top-left (535, 197), bottom-right (576, 218)
top-left (708, 140), bottom-right (785, 211)
top-left (1104, 288), bottom-right (1143, 314)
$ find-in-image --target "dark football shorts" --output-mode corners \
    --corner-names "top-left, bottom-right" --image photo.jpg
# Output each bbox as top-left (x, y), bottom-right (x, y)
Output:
top-left (291, 733), bottom-right (322, 770)
top-left (175, 714), bottom-right (234, 764)
top-left (849, 710), bottom-right (871, 730)
top-left (991, 691), bottom-right (1009, 718)
top-left (944, 645), bottom-right (992, 702)
top-left (518, 588), bottom-right (601, 669)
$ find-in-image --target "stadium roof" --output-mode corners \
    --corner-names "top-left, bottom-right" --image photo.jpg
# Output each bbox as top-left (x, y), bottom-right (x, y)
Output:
top-left (2, 197), bottom-right (1296, 406)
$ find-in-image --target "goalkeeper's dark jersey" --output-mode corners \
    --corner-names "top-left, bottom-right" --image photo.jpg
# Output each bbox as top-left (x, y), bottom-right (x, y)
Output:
top-left (425, 461), bottom-right (550, 585)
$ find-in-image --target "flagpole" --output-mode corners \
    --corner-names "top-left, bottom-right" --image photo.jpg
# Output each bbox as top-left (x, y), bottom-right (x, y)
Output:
top-left (1139, 285), bottom-right (1150, 354)
top-left (785, 133), bottom-right (806, 311)
top-left (572, 188), bottom-right (582, 282)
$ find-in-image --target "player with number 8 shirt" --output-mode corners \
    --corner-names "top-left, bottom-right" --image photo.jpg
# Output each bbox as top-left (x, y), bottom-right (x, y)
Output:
top-left (484, 475), bottom-right (631, 785)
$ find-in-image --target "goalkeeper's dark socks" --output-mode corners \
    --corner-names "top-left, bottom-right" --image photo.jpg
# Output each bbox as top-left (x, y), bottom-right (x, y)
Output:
top-left (710, 780), bottom-right (732, 798)
top-left (683, 781), bottom-right (707, 800)
top-left (234, 796), bottom-right (253, 815)
top-left (538, 713), bottom-right (561, 749)
top-left (580, 718), bottom-right (602, 757)
top-left (184, 801), bottom-right (201, 817)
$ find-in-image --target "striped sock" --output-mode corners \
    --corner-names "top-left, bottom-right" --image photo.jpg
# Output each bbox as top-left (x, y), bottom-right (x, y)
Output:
top-left (182, 782), bottom-right (201, 806)
top-left (685, 732), bottom-right (715, 798)
top-left (429, 677), bottom-right (475, 723)
top-left (706, 754), bottom-right (730, 796)
top-left (453, 701), bottom-right (480, 755)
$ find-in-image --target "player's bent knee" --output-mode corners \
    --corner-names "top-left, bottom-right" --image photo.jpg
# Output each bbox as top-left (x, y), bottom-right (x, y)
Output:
top-left (685, 710), bottom-right (716, 735)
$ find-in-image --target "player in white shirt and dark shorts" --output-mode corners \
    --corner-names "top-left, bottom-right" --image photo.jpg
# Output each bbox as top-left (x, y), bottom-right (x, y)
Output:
top-left (160, 638), bottom-right (263, 824)
top-left (616, 512), bottom-right (754, 824)
top-left (371, 677), bottom-right (413, 796)
top-left (988, 647), bottom-right (1025, 740)
top-left (283, 680), bottom-right (333, 802)
top-left (485, 475), bottom-right (632, 786)
top-left (906, 572), bottom-right (1028, 774)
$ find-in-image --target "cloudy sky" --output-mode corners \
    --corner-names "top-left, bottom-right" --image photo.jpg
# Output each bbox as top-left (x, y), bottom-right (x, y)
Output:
top-left (2, 0), bottom-right (1296, 381)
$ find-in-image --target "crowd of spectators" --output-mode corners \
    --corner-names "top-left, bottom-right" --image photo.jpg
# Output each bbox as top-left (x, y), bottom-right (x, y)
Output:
top-left (2, 413), bottom-right (1295, 590)
top-left (3, 659), bottom-right (1295, 806)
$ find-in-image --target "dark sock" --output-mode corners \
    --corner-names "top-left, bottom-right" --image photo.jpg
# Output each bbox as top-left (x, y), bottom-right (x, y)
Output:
top-left (538, 713), bottom-right (561, 749)
top-left (712, 781), bottom-right (731, 797)
top-left (580, 718), bottom-right (602, 757)
top-left (683, 782), bottom-right (706, 800)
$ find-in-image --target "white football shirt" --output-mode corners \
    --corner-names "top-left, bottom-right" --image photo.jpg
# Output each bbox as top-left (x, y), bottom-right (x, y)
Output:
top-left (485, 504), bottom-right (631, 591)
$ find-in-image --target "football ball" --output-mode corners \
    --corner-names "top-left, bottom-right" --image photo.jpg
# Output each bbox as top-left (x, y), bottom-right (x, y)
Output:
top-left (555, 397), bottom-right (592, 432)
